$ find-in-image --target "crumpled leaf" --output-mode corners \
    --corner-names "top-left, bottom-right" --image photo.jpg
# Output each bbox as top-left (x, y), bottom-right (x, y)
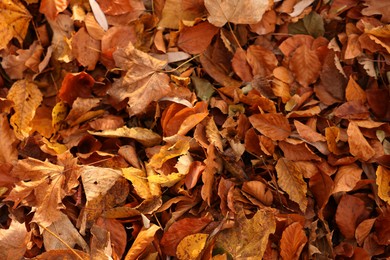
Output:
top-left (108, 42), bottom-right (170, 115)
top-left (89, 126), bottom-right (161, 147)
top-left (361, 0), bottom-right (390, 23)
top-left (276, 158), bottom-right (308, 212)
top-left (7, 80), bottom-right (43, 140)
top-left (0, 0), bottom-right (32, 50)
top-left (205, 0), bottom-right (269, 27)
top-left (124, 224), bottom-right (160, 260)
top-left (216, 209), bottom-right (276, 259)
top-left (176, 233), bottom-right (209, 260)
top-left (376, 166), bottom-right (390, 204)
top-left (149, 139), bottom-right (190, 169)
top-left (0, 221), bottom-right (31, 260)
top-left (39, 0), bottom-right (70, 20)
top-left (280, 222), bottom-right (308, 260)
top-left (249, 113), bottom-right (291, 141)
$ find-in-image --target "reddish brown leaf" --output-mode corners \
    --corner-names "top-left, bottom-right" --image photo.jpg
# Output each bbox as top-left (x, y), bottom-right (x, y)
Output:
top-left (347, 122), bottom-right (375, 161)
top-left (178, 22), bottom-right (219, 54)
top-left (58, 72), bottom-right (95, 105)
top-left (280, 222), bottom-right (307, 260)
top-left (332, 163), bottom-right (362, 193)
top-left (249, 113), bottom-right (291, 141)
top-left (39, 0), bottom-right (69, 20)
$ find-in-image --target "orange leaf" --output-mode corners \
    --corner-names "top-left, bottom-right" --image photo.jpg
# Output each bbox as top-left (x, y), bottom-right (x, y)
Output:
top-left (332, 163), bottom-right (362, 194)
top-left (289, 44), bottom-right (321, 87)
top-left (294, 120), bottom-right (326, 143)
top-left (178, 22), bottom-right (219, 54)
top-left (39, 0), bottom-right (69, 20)
top-left (249, 113), bottom-right (291, 141)
top-left (58, 72), bottom-right (95, 105)
top-left (376, 166), bottom-right (390, 204)
top-left (345, 76), bottom-right (367, 102)
top-left (160, 216), bottom-right (212, 256)
top-left (246, 45), bottom-right (278, 78)
top-left (0, 114), bottom-right (18, 164)
top-left (124, 224), bottom-right (160, 260)
top-left (280, 222), bottom-right (307, 260)
top-left (276, 158), bottom-right (308, 212)
top-left (0, 221), bottom-right (31, 259)
top-left (347, 122), bottom-right (375, 161)
top-left (71, 27), bottom-right (100, 70)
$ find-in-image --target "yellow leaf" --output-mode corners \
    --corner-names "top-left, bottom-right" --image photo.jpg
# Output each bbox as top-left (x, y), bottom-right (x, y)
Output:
top-left (0, 0), bottom-right (32, 50)
top-left (276, 158), bottom-right (308, 212)
top-left (147, 173), bottom-right (185, 187)
top-left (216, 209), bottom-right (275, 259)
top-left (124, 224), bottom-right (160, 260)
top-left (40, 138), bottom-right (68, 155)
top-left (7, 80), bottom-right (43, 140)
top-left (376, 166), bottom-right (390, 204)
top-left (122, 167), bottom-right (152, 200)
top-left (176, 233), bottom-right (209, 260)
top-left (149, 139), bottom-right (190, 169)
top-left (89, 126), bottom-right (161, 147)
top-left (52, 101), bottom-right (69, 132)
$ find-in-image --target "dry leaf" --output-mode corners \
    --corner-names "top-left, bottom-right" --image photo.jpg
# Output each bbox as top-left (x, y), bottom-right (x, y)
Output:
top-left (39, 0), bottom-right (70, 20)
top-left (332, 163), bottom-right (362, 194)
top-left (280, 222), bottom-right (308, 260)
top-left (0, 114), bottom-right (18, 164)
top-left (205, 0), bottom-right (269, 27)
top-left (0, 0), bottom-right (32, 49)
top-left (176, 233), bottom-right (209, 260)
top-left (345, 76), bottom-right (367, 103)
top-left (124, 224), bottom-right (160, 260)
top-left (149, 139), bottom-right (190, 169)
top-left (216, 209), bottom-right (276, 259)
top-left (0, 221), bottom-right (31, 260)
top-left (7, 80), bottom-right (43, 140)
top-left (376, 166), bottom-right (390, 204)
top-left (178, 22), bottom-right (219, 54)
top-left (347, 122), bottom-right (375, 161)
top-left (122, 167), bottom-right (152, 200)
top-left (289, 44), bottom-right (321, 87)
top-left (71, 27), bottom-right (100, 70)
top-left (276, 158), bottom-right (308, 212)
top-left (249, 113), bottom-right (291, 141)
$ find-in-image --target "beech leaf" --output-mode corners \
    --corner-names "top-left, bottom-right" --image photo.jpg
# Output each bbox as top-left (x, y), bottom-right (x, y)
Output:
top-left (376, 166), bottom-right (390, 204)
top-left (280, 222), bottom-right (308, 260)
top-left (176, 233), bottom-right (209, 260)
top-left (249, 113), bottom-right (291, 141)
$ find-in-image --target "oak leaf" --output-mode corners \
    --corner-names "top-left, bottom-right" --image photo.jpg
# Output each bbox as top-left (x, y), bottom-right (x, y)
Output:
top-left (249, 113), bottom-right (291, 141)
top-left (376, 166), bottom-right (390, 204)
top-left (276, 158), bottom-right (308, 212)
top-left (215, 209), bottom-right (276, 259)
top-left (0, 221), bottom-right (31, 260)
top-left (347, 122), bottom-right (375, 161)
top-left (0, 0), bottom-right (32, 50)
top-left (108, 42), bottom-right (171, 116)
top-left (176, 233), bottom-right (209, 260)
top-left (280, 222), bottom-right (307, 260)
top-left (7, 80), bottom-right (43, 140)
top-left (205, 0), bottom-right (269, 27)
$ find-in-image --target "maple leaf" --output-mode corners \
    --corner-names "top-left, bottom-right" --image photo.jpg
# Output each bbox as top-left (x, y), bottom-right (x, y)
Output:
top-left (205, 0), bottom-right (270, 27)
top-left (5, 155), bottom-right (80, 227)
top-left (0, 0), bottom-right (32, 50)
top-left (7, 80), bottom-right (43, 140)
top-left (108, 42), bottom-right (171, 116)
top-left (0, 221), bottom-right (31, 260)
top-left (276, 158), bottom-right (308, 212)
top-left (215, 209), bottom-right (276, 259)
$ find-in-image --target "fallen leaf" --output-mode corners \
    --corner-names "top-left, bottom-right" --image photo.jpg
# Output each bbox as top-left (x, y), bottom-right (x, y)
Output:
top-left (355, 218), bottom-right (376, 246)
top-left (39, 0), bottom-right (69, 20)
top-left (89, 126), bottom-right (161, 147)
top-left (345, 76), bottom-right (367, 102)
top-left (176, 233), bottom-right (209, 260)
top-left (0, 114), bottom-right (18, 164)
top-left (276, 158), bottom-right (308, 212)
top-left (122, 167), bottom-right (152, 200)
top-left (7, 80), bottom-right (43, 140)
top-left (58, 72), bottom-right (95, 105)
top-left (149, 139), bottom-right (190, 169)
top-left (294, 120), bottom-right (326, 143)
top-left (347, 122), bottom-right (375, 161)
top-left (361, 0), bottom-right (390, 23)
top-left (178, 22), bottom-right (219, 54)
top-left (280, 222), bottom-right (308, 260)
top-left (216, 209), bottom-right (276, 259)
top-left (0, 0), bottom-right (32, 50)
top-left (205, 0), bottom-right (269, 27)
top-left (161, 216), bottom-right (212, 256)
top-left (34, 249), bottom-right (89, 259)
top-left (376, 166), bottom-right (390, 204)
top-left (0, 221), bottom-right (31, 260)
top-left (71, 27), bottom-right (100, 70)
top-left (249, 113), bottom-right (291, 141)
top-left (332, 163), bottom-right (362, 193)
top-left (124, 224), bottom-right (160, 260)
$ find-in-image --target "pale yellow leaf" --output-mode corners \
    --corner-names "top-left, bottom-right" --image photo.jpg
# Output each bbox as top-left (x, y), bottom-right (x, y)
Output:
top-left (147, 173), bottom-right (185, 187)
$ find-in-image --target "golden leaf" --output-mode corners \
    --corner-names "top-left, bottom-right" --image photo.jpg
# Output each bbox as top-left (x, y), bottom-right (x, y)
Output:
top-left (122, 167), bottom-right (152, 200)
top-left (89, 126), bottom-right (161, 147)
top-left (0, 0), bottom-right (32, 50)
top-left (147, 173), bottom-right (186, 187)
top-left (124, 224), bottom-right (160, 260)
top-left (216, 209), bottom-right (275, 259)
top-left (7, 80), bottom-right (43, 140)
top-left (376, 166), bottom-right (390, 204)
top-left (176, 233), bottom-right (209, 260)
top-left (149, 139), bottom-right (190, 169)
top-left (276, 158), bottom-right (308, 212)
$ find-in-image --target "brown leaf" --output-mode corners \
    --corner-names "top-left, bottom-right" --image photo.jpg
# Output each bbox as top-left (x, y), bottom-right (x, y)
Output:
top-left (205, 0), bottom-right (269, 27)
top-left (361, 0), bottom-right (390, 23)
top-left (249, 113), bottom-right (291, 141)
top-left (334, 100), bottom-right (370, 120)
top-left (279, 141), bottom-right (321, 161)
top-left (345, 76), bottom-right (367, 102)
top-left (332, 163), bottom-right (362, 194)
top-left (178, 22), bottom-right (219, 54)
top-left (96, 0), bottom-right (145, 16)
top-left (215, 209), bottom-right (276, 259)
top-left (58, 72), bottom-right (95, 105)
top-left (71, 27), bottom-right (100, 70)
top-left (376, 166), bottom-right (390, 204)
top-left (39, 0), bottom-right (69, 20)
top-left (294, 120), bottom-right (326, 143)
top-left (0, 221), bottom-right (31, 260)
top-left (34, 249), bottom-right (89, 260)
top-left (0, 0), bottom-right (32, 49)
top-left (0, 114), bottom-right (18, 164)
top-left (335, 194), bottom-right (369, 239)
top-left (124, 224), bottom-right (160, 260)
top-left (160, 215), bottom-right (212, 256)
top-left (289, 44), bottom-right (321, 87)
top-left (201, 145), bottom-right (220, 205)
top-left (374, 208), bottom-right (390, 245)
top-left (355, 218), bottom-right (376, 246)
top-left (108, 42), bottom-right (171, 115)
top-left (242, 181), bottom-right (273, 206)
top-left (276, 158), bottom-right (308, 212)
top-left (347, 122), bottom-right (375, 161)
top-left (7, 80), bottom-right (43, 140)
top-left (309, 171), bottom-right (334, 218)
top-left (247, 45), bottom-right (278, 78)
top-left (280, 222), bottom-right (308, 260)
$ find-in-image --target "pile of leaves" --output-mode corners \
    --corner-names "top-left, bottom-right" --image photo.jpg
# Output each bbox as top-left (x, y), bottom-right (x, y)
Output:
top-left (0, 0), bottom-right (390, 259)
